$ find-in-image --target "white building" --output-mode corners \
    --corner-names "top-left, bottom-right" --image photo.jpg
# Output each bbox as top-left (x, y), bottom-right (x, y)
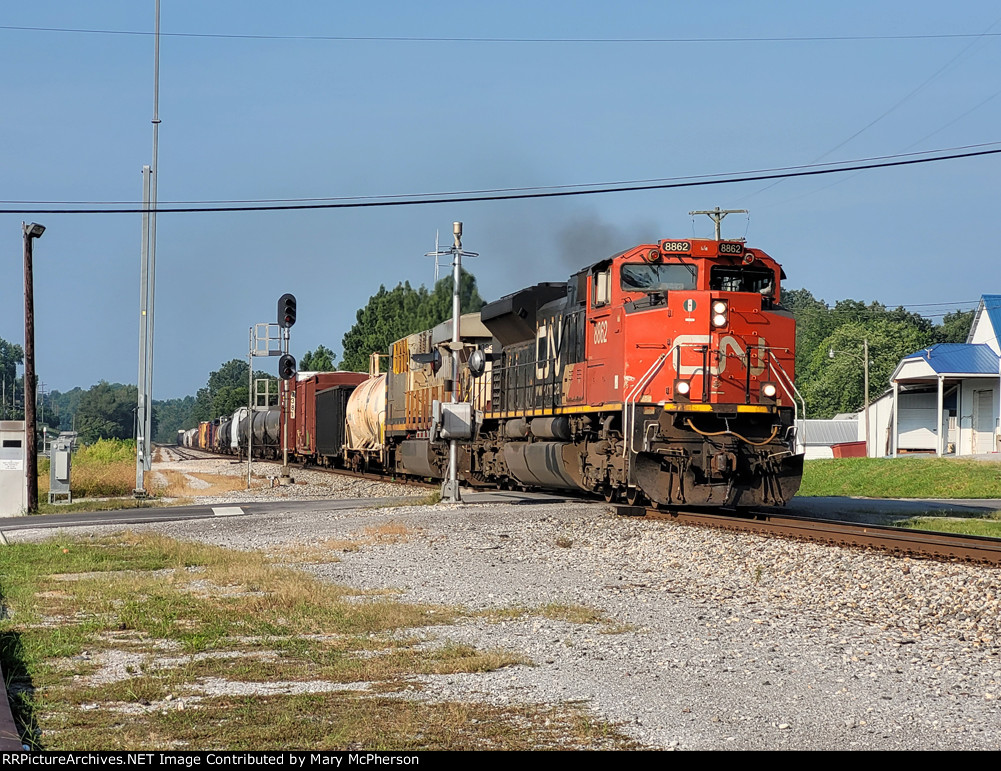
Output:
top-left (858, 295), bottom-right (1001, 457)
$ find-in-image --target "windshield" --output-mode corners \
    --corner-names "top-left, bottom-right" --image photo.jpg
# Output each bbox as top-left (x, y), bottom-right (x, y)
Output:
top-left (709, 265), bottom-right (775, 294)
top-left (620, 263), bottom-right (698, 292)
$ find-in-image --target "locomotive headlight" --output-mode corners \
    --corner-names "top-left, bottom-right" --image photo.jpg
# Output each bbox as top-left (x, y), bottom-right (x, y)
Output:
top-left (674, 379), bottom-right (691, 398)
top-left (761, 382), bottom-right (778, 400)
top-left (711, 300), bottom-right (728, 328)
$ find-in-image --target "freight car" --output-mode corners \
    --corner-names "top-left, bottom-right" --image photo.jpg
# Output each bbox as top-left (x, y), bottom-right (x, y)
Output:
top-left (347, 235), bottom-right (804, 508)
top-left (180, 372), bottom-right (370, 464)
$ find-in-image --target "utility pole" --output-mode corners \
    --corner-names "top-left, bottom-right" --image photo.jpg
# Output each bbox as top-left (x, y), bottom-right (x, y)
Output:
top-left (22, 221), bottom-right (45, 514)
top-left (863, 337), bottom-right (870, 458)
top-left (425, 222), bottom-right (477, 503)
top-left (689, 207), bottom-right (748, 240)
top-left (136, 0), bottom-right (161, 496)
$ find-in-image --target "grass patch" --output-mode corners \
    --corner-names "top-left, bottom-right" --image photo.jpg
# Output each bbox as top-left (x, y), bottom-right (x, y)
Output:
top-left (892, 511), bottom-right (1001, 538)
top-left (799, 457), bottom-right (1001, 499)
top-left (35, 498), bottom-right (181, 516)
top-left (46, 693), bottom-right (637, 751)
top-left (0, 532), bottom-right (635, 750)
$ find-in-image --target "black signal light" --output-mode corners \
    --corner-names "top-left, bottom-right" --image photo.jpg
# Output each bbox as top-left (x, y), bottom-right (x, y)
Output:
top-left (278, 293), bottom-right (297, 328)
top-left (278, 353), bottom-right (297, 380)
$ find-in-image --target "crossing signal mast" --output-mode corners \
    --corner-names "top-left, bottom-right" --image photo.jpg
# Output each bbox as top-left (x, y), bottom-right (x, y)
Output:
top-left (277, 294), bottom-right (296, 481)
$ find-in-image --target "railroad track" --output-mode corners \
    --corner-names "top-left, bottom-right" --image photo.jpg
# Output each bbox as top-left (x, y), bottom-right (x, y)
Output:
top-left (158, 443), bottom-right (439, 490)
top-left (162, 444), bottom-right (1001, 565)
top-left (616, 505), bottom-right (1001, 567)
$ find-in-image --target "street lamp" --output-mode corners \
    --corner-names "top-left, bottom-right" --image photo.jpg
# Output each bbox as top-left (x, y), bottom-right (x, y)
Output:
top-left (829, 338), bottom-right (870, 458)
top-left (23, 221), bottom-right (45, 513)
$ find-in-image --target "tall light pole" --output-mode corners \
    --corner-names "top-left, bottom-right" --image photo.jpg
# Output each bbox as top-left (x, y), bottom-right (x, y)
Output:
top-left (23, 221), bottom-right (45, 513)
top-left (136, 0), bottom-right (161, 495)
top-left (829, 338), bottom-right (870, 457)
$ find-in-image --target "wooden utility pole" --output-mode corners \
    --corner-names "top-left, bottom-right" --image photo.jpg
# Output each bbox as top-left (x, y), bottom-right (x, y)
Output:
top-left (23, 221), bottom-right (45, 513)
top-left (689, 207), bottom-right (748, 240)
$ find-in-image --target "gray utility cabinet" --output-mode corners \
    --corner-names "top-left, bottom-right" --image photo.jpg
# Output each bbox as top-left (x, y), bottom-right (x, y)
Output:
top-left (0, 420), bottom-right (27, 515)
top-left (48, 432), bottom-right (77, 504)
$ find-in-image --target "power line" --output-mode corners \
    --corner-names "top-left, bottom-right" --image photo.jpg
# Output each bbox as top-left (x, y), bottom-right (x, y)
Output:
top-left (3, 24), bottom-right (1001, 44)
top-left (3, 143), bottom-right (996, 207)
top-left (2, 145), bottom-right (999, 216)
top-left (741, 14), bottom-right (1001, 205)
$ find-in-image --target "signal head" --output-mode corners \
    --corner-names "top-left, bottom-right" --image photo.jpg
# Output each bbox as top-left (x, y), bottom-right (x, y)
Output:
top-left (278, 353), bottom-right (297, 380)
top-left (278, 293), bottom-right (297, 328)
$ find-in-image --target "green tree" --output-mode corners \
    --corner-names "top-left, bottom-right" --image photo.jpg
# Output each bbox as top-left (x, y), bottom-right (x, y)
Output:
top-left (153, 395), bottom-right (197, 443)
top-left (934, 309), bottom-right (975, 344)
top-left (300, 345), bottom-right (337, 371)
top-left (0, 336), bottom-right (24, 419)
top-left (47, 387), bottom-right (84, 431)
top-left (340, 271), bottom-right (485, 372)
top-left (75, 382), bottom-right (147, 443)
top-left (189, 360), bottom-right (278, 424)
top-left (799, 320), bottom-right (932, 418)
top-left (781, 288), bottom-right (835, 374)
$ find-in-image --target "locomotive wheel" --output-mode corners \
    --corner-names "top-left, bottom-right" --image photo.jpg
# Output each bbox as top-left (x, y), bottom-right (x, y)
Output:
top-left (602, 485), bottom-right (618, 503)
top-left (625, 487), bottom-right (645, 506)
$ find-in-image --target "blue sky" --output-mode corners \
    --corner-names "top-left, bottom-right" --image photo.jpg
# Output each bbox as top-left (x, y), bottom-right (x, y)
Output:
top-left (2, 1), bottom-right (1000, 399)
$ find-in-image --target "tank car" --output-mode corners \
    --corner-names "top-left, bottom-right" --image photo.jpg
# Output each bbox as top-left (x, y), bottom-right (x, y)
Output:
top-left (348, 236), bottom-right (803, 508)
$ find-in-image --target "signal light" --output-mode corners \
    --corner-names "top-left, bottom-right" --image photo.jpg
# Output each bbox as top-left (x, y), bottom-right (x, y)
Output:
top-left (278, 353), bottom-right (297, 380)
top-left (278, 293), bottom-right (297, 329)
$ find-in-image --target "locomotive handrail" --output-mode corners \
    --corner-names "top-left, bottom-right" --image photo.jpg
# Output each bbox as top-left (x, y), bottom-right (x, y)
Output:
top-left (768, 351), bottom-right (806, 426)
top-left (622, 351), bottom-right (670, 457)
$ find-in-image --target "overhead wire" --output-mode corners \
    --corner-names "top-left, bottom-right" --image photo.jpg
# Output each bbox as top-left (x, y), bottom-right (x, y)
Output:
top-left (740, 13), bottom-right (1001, 206)
top-left (3, 25), bottom-right (1001, 44)
top-left (3, 142), bottom-right (995, 207)
top-left (1, 144), bottom-right (999, 215)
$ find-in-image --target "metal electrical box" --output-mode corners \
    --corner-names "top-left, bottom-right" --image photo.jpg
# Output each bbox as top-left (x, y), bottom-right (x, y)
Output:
top-left (0, 421), bottom-right (27, 516)
top-left (438, 402), bottom-right (473, 440)
top-left (48, 431), bottom-right (77, 504)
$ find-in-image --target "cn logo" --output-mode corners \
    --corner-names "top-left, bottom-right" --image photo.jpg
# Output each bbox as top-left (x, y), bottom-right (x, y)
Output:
top-left (674, 335), bottom-right (768, 377)
top-left (682, 298), bottom-right (697, 313)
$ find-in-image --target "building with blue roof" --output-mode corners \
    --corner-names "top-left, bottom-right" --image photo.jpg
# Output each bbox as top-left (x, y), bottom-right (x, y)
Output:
top-left (878, 296), bottom-right (1001, 456)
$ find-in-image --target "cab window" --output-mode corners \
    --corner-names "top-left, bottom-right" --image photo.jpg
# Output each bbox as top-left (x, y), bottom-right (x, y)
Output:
top-left (592, 269), bottom-right (611, 307)
top-left (709, 265), bottom-right (775, 295)
top-left (620, 263), bottom-right (697, 293)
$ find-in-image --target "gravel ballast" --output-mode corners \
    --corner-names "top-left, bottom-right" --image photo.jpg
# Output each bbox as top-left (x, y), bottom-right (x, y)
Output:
top-left (6, 459), bottom-right (1000, 750)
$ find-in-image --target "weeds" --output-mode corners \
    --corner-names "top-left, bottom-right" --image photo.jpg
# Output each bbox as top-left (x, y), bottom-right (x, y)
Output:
top-left (0, 532), bottom-right (635, 750)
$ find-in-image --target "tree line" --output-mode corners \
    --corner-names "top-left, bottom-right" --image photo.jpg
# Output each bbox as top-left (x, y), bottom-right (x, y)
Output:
top-left (783, 289), bottom-right (974, 419)
top-left (0, 272), bottom-right (485, 443)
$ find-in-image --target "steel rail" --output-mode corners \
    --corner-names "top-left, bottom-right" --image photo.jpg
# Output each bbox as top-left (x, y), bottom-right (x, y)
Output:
top-left (615, 505), bottom-right (1001, 566)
